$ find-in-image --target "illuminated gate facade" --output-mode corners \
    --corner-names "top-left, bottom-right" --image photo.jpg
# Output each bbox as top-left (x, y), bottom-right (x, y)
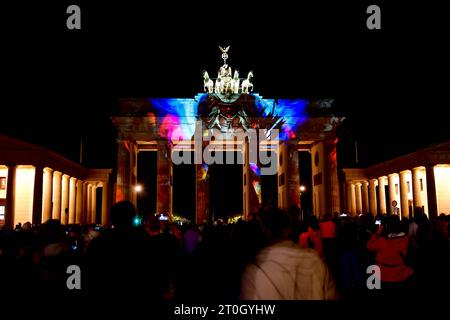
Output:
top-left (112, 48), bottom-right (344, 223)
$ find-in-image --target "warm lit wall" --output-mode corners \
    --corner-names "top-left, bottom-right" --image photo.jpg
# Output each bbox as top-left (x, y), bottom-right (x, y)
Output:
top-left (311, 142), bottom-right (326, 217)
top-left (418, 167), bottom-right (429, 215)
top-left (277, 143), bottom-right (288, 210)
top-left (13, 165), bottom-right (35, 225)
top-left (0, 166), bottom-right (8, 199)
top-left (434, 165), bottom-right (450, 214)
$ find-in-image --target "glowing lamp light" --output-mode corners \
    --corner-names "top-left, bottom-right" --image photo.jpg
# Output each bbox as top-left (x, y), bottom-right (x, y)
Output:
top-left (133, 216), bottom-right (141, 226)
top-left (135, 185), bottom-right (143, 192)
top-left (300, 185), bottom-right (306, 192)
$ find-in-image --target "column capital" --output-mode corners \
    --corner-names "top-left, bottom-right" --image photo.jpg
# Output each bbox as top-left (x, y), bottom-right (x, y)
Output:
top-left (44, 167), bottom-right (53, 173)
top-left (388, 173), bottom-right (399, 178)
top-left (399, 169), bottom-right (410, 176)
top-left (53, 171), bottom-right (62, 177)
top-left (412, 166), bottom-right (424, 173)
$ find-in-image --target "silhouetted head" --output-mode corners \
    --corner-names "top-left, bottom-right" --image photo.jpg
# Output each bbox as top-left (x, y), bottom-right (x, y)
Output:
top-left (323, 212), bottom-right (333, 220)
top-left (385, 214), bottom-right (403, 235)
top-left (143, 213), bottom-right (161, 234)
top-left (309, 216), bottom-right (320, 230)
top-left (259, 208), bottom-right (290, 243)
top-left (22, 221), bottom-right (32, 232)
top-left (42, 219), bottom-right (64, 244)
top-left (110, 201), bottom-right (136, 229)
top-left (288, 205), bottom-right (300, 220)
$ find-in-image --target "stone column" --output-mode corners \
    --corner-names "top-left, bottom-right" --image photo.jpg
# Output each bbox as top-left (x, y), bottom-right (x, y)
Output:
top-left (42, 168), bottom-right (53, 223)
top-left (277, 143), bottom-right (288, 210)
top-left (287, 142), bottom-right (301, 209)
top-left (425, 165), bottom-right (438, 221)
top-left (196, 163), bottom-right (210, 224)
top-left (378, 176), bottom-right (387, 214)
top-left (324, 139), bottom-right (341, 214)
top-left (82, 182), bottom-right (88, 224)
top-left (61, 174), bottom-right (70, 224)
top-left (388, 174), bottom-right (397, 215)
top-left (350, 183), bottom-right (356, 216)
top-left (69, 177), bottom-right (77, 224)
top-left (369, 179), bottom-right (378, 215)
top-left (351, 183), bottom-right (356, 216)
top-left (412, 167), bottom-right (422, 210)
top-left (101, 182), bottom-right (109, 225)
top-left (362, 181), bottom-right (369, 213)
top-left (129, 142), bottom-right (138, 208)
top-left (32, 166), bottom-right (44, 225)
top-left (87, 184), bottom-right (92, 224)
top-left (52, 171), bottom-right (62, 220)
top-left (346, 182), bottom-right (353, 214)
top-left (75, 180), bottom-right (83, 224)
top-left (116, 139), bottom-right (131, 202)
top-left (242, 139), bottom-right (251, 220)
top-left (91, 184), bottom-right (97, 224)
top-left (5, 165), bottom-right (16, 229)
top-left (399, 171), bottom-right (410, 218)
top-left (156, 141), bottom-right (172, 214)
top-left (355, 183), bottom-right (362, 215)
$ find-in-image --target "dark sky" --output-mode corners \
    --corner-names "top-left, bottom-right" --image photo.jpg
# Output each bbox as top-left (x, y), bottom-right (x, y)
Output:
top-left (2, 2), bottom-right (449, 169)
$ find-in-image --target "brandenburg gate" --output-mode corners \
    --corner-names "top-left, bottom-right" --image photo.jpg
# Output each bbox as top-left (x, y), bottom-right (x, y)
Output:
top-left (112, 47), bottom-right (344, 223)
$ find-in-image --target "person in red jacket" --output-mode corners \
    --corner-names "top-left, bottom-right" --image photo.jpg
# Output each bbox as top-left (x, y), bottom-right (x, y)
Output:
top-left (299, 216), bottom-right (324, 260)
top-left (367, 215), bottom-right (414, 298)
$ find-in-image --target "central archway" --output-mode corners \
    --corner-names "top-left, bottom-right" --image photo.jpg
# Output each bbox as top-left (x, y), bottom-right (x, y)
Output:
top-left (208, 151), bottom-right (243, 222)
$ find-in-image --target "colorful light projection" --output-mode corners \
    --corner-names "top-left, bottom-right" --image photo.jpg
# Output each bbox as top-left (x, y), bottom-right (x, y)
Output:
top-left (249, 162), bottom-right (262, 204)
top-left (254, 95), bottom-right (309, 140)
top-left (149, 94), bottom-right (308, 142)
top-left (149, 97), bottom-right (203, 142)
top-left (252, 180), bottom-right (262, 204)
top-left (249, 163), bottom-right (261, 177)
top-left (201, 163), bottom-right (209, 181)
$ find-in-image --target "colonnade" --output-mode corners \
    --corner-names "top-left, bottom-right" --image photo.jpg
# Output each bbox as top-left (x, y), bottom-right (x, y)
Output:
top-left (346, 165), bottom-right (436, 218)
top-left (0, 164), bottom-right (110, 228)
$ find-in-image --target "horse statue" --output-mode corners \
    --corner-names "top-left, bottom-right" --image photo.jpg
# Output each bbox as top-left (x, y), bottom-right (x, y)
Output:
top-left (231, 70), bottom-right (240, 94)
top-left (203, 71), bottom-right (214, 93)
top-left (241, 71), bottom-right (254, 93)
top-left (214, 77), bottom-right (222, 94)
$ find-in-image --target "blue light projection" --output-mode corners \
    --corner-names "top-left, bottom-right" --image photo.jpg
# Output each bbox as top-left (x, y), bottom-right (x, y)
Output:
top-left (249, 163), bottom-right (261, 176)
top-left (254, 94), bottom-right (309, 140)
top-left (149, 97), bottom-right (203, 142)
top-left (148, 94), bottom-right (308, 141)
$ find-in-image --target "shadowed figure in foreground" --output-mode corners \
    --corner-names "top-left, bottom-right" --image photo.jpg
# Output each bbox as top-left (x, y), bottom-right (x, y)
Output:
top-left (240, 209), bottom-right (337, 300)
top-left (86, 201), bottom-right (179, 299)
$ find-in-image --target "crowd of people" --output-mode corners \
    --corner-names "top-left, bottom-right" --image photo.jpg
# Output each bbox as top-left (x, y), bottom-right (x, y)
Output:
top-left (0, 202), bottom-right (449, 300)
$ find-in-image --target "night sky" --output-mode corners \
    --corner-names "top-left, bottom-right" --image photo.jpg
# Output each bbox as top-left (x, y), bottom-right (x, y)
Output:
top-left (2, 2), bottom-right (449, 170)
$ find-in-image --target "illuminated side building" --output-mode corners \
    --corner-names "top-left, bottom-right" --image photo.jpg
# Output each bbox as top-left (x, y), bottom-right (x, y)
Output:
top-left (342, 140), bottom-right (450, 220)
top-left (0, 135), bottom-right (112, 228)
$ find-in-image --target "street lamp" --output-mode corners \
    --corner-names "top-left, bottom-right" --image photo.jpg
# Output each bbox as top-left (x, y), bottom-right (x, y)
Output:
top-left (299, 185), bottom-right (306, 221)
top-left (135, 185), bottom-right (143, 217)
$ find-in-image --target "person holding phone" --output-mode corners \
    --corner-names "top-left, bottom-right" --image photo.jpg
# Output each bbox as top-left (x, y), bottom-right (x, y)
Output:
top-left (367, 215), bottom-right (414, 298)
